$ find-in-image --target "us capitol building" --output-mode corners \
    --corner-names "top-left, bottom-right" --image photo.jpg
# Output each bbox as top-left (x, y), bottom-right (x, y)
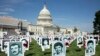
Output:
top-left (28, 5), bottom-right (80, 35)
top-left (0, 4), bottom-right (80, 35)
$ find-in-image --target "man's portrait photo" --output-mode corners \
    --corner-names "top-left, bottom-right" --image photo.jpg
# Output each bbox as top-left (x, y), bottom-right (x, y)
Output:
top-left (9, 42), bottom-right (23, 56)
top-left (52, 41), bottom-right (66, 56)
top-left (85, 39), bottom-right (95, 56)
top-left (77, 36), bottom-right (83, 47)
top-left (78, 37), bottom-right (83, 44)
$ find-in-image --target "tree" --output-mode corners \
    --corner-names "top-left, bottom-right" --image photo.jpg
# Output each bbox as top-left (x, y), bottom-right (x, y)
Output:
top-left (93, 10), bottom-right (100, 35)
top-left (18, 21), bottom-right (23, 31)
top-left (73, 27), bottom-right (78, 33)
top-left (56, 26), bottom-right (60, 32)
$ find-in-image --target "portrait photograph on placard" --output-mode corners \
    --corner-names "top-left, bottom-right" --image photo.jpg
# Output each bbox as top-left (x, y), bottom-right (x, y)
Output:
top-left (0, 0), bottom-right (100, 56)
top-left (85, 39), bottom-right (96, 56)
top-left (0, 39), bottom-right (2, 49)
top-left (88, 35), bottom-right (94, 39)
top-left (39, 37), bottom-right (42, 46)
top-left (4, 42), bottom-right (9, 54)
top-left (1, 40), bottom-right (7, 52)
top-left (37, 37), bottom-right (40, 44)
top-left (54, 36), bottom-right (60, 41)
top-left (77, 36), bottom-right (83, 47)
top-left (42, 38), bottom-right (49, 46)
top-left (94, 35), bottom-right (99, 45)
top-left (52, 41), bottom-right (66, 56)
top-left (63, 37), bottom-right (69, 47)
top-left (21, 38), bottom-right (29, 51)
top-left (9, 42), bottom-right (24, 56)
top-left (38, 35), bottom-right (42, 46)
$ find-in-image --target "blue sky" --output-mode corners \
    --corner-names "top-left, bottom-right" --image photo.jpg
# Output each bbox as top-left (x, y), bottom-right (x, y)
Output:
top-left (0, 0), bottom-right (100, 33)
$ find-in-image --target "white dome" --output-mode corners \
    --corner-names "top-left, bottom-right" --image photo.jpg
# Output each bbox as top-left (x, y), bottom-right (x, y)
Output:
top-left (39, 5), bottom-right (51, 15)
top-left (37, 5), bottom-right (53, 26)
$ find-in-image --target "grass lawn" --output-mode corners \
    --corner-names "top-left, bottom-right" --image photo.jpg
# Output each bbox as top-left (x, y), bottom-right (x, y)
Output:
top-left (0, 39), bottom-right (100, 56)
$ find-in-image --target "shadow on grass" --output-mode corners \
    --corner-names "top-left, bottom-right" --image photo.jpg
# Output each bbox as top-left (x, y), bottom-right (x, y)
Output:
top-left (66, 50), bottom-right (70, 53)
top-left (44, 51), bottom-right (51, 55)
top-left (75, 48), bottom-right (82, 52)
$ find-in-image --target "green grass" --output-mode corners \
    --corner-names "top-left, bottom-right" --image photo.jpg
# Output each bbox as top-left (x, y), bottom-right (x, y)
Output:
top-left (67, 40), bottom-right (85, 56)
top-left (0, 39), bottom-right (100, 56)
top-left (0, 50), bottom-right (7, 56)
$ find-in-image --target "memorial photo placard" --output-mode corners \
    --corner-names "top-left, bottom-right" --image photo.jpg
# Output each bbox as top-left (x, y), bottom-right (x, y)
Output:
top-left (8, 42), bottom-right (24, 56)
top-left (77, 35), bottom-right (83, 47)
top-left (52, 41), bottom-right (66, 56)
top-left (21, 38), bottom-right (29, 51)
top-left (94, 35), bottom-right (99, 45)
top-left (41, 37), bottom-right (50, 49)
top-left (85, 39), bottom-right (96, 56)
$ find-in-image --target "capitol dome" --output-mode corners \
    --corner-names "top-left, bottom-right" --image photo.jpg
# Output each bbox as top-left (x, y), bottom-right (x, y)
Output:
top-left (39, 5), bottom-right (51, 16)
top-left (38, 5), bottom-right (52, 20)
top-left (37, 5), bottom-right (53, 26)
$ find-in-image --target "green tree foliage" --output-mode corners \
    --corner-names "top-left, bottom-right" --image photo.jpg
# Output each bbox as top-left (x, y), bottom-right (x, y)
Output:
top-left (0, 49), bottom-right (7, 56)
top-left (93, 10), bottom-right (100, 34)
top-left (73, 27), bottom-right (78, 33)
top-left (56, 26), bottom-right (60, 32)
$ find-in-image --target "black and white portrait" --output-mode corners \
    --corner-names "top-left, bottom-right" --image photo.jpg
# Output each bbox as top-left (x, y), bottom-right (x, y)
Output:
top-left (54, 36), bottom-right (60, 41)
top-left (21, 38), bottom-right (29, 51)
top-left (85, 39), bottom-right (95, 56)
top-left (1, 32), bottom-right (10, 52)
top-left (38, 36), bottom-right (42, 46)
top-left (9, 42), bottom-right (23, 56)
top-left (42, 38), bottom-right (49, 46)
top-left (1, 40), bottom-right (7, 51)
top-left (0, 39), bottom-right (2, 50)
top-left (94, 35), bottom-right (99, 45)
top-left (41, 37), bottom-right (50, 51)
top-left (88, 35), bottom-right (94, 39)
top-left (78, 37), bottom-right (83, 44)
top-left (52, 41), bottom-right (66, 56)
top-left (63, 37), bottom-right (69, 47)
top-left (77, 36), bottom-right (83, 47)
top-left (1, 39), bottom-right (9, 54)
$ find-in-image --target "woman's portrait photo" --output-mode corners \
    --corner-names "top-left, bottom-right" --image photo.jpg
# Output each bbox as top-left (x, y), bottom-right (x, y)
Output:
top-left (42, 38), bottom-right (49, 46)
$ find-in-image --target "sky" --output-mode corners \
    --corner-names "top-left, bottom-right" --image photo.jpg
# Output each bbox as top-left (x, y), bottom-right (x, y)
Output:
top-left (0, 0), bottom-right (100, 33)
